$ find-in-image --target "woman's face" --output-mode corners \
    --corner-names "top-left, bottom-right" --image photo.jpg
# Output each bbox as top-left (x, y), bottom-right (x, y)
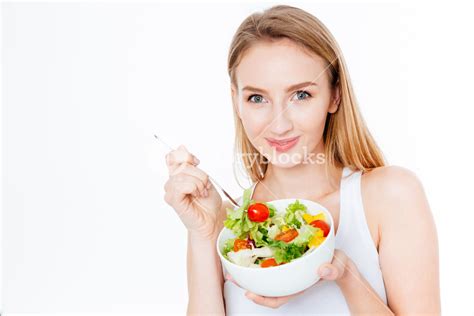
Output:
top-left (232, 38), bottom-right (340, 168)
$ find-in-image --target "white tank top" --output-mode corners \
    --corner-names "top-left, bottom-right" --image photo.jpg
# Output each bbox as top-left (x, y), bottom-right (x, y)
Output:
top-left (223, 166), bottom-right (387, 315)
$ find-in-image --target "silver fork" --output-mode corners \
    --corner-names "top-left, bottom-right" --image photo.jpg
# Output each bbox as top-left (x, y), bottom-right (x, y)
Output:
top-left (154, 134), bottom-right (241, 208)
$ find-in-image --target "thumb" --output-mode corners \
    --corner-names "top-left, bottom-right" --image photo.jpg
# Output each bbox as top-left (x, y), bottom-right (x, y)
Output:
top-left (318, 263), bottom-right (341, 281)
top-left (317, 249), bottom-right (349, 281)
top-left (177, 144), bottom-right (200, 165)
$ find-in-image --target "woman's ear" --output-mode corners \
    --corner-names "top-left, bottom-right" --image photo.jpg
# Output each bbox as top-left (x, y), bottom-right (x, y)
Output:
top-left (328, 85), bottom-right (341, 114)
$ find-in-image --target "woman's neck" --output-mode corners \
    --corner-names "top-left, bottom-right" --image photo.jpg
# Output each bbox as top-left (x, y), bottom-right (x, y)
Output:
top-left (262, 162), bottom-right (339, 198)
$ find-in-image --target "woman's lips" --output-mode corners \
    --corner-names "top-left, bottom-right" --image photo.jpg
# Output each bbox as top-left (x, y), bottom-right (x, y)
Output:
top-left (265, 136), bottom-right (300, 152)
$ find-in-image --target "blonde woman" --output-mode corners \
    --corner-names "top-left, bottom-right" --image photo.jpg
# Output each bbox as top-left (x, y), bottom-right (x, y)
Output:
top-left (164, 5), bottom-right (440, 315)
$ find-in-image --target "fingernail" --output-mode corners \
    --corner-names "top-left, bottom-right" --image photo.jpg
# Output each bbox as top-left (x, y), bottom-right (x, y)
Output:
top-left (320, 267), bottom-right (332, 277)
top-left (245, 292), bottom-right (255, 299)
top-left (193, 157), bottom-right (200, 164)
top-left (206, 182), bottom-right (211, 189)
top-left (203, 189), bottom-right (208, 197)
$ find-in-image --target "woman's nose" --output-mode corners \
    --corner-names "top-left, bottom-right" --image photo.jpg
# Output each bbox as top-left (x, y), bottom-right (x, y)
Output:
top-left (269, 103), bottom-right (293, 135)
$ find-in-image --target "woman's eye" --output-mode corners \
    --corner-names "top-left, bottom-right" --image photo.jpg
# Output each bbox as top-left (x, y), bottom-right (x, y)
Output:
top-left (293, 90), bottom-right (312, 101)
top-left (248, 94), bottom-right (267, 104)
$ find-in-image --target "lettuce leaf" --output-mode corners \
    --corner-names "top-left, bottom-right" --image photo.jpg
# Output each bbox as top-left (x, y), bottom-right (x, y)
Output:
top-left (284, 200), bottom-right (307, 229)
top-left (224, 186), bottom-right (272, 240)
top-left (223, 192), bottom-right (312, 262)
top-left (267, 239), bottom-right (307, 264)
top-left (291, 223), bottom-right (317, 246)
top-left (222, 238), bottom-right (235, 259)
top-left (265, 202), bottom-right (276, 218)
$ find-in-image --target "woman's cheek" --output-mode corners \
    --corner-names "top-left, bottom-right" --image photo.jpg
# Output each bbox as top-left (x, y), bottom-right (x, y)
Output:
top-left (241, 109), bottom-right (272, 143)
top-left (296, 100), bottom-right (328, 126)
top-left (299, 111), bottom-right (326, 133)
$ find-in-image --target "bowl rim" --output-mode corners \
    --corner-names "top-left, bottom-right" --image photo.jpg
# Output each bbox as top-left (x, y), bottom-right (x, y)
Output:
top-left (216, 198), bottom-right (335, 271)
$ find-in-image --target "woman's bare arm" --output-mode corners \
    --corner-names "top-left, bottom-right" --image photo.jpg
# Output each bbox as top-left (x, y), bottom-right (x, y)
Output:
top-left (366, 166), bottom-right (441, 314)
top-left (187, 200), bottom-right (233, 316)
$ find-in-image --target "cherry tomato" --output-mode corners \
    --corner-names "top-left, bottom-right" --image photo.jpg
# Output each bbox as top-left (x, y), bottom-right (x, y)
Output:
top-left (310, 220), bottom-right (330, 237)
top-left (274, 228), bottom-right (299, 242)
top-left (260, 258), bottom-right (279, 268)
top-left (247, 203), bottom-right (270, 222)
top-left (233, 239), bottom-right (252, 252)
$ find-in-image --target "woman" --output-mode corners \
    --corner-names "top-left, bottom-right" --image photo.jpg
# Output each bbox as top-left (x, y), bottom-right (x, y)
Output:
top-left (164, 5), bottom-right (440, 315)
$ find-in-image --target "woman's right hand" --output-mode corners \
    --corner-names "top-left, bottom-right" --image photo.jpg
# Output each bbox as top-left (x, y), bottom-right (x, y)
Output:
top-left (163, 145), bottom-right (223, 240)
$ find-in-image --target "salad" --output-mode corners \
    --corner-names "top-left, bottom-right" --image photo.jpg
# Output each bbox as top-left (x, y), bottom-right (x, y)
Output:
top-left (222, 188), bottom-right (331, 268)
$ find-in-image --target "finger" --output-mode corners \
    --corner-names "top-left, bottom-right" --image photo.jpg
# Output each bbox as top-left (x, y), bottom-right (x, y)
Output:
top-left (166, 145), bottom-right (200, 173)
top-left (176, 145), bottom-right (200, 165)
top-left (171, 162), bottom-right (210, 189)
top-left (225, 274), bottom-right (243, 289)
top-left (167, 173), bottom-right (203, 201)
top-left (164, 179), bottom-right (198, 211)
top-left (244, 288), bottom-right (305, 308)
top-left (166, 152), bottom-right (198, 174)
top-left (172, 167), bottom-right (208, 197)
top-left (318, 249), bottom-right (348, 281)
top-left (225, 274), bottom-right (302, 309)
top-left (226, 274), bottom-right (303, 309)
top-left (245, 292), bottom-right (291, 309)
top-left (318, 263), bottom-right (338, 281)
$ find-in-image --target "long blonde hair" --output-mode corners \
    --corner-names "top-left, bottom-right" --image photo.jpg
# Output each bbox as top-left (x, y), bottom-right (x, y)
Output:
top-left (228, 5), bottom-right (386, 185)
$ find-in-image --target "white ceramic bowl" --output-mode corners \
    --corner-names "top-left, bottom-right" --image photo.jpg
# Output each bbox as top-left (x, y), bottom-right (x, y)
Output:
top-left (216, 198), bottom-right (335, 297)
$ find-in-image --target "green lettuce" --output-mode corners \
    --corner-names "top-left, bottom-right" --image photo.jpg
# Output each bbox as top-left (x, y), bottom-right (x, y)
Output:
top-left (267, 239), bottom-right (308, 264)
top-left (222, 238), bottom-right (235, 259)
top-left (223, 187), bottom-right (274, 241)
top-left (284, 200), bottom-right (307, 229)
top-left (291, 223), bottom-right (317, 246)
top-left (223, 191), bottom-right (315, 265)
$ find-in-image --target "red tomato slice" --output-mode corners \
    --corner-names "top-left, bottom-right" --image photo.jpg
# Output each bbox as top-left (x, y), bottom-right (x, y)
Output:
top-left (233, 239), bottom-right (252, 252)
top-left (260, 258), bottom-right (279, 268)
top-left (247, 203), bottom-right (270, 222)
top-left (274, 228), bottom-right (299, 243)
top-left (310, 220), bottom-right (330, 237)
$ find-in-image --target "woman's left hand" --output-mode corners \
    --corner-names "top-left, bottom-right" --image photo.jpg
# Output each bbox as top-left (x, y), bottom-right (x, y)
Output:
top-left (225, 249), bottom-right (356, 309)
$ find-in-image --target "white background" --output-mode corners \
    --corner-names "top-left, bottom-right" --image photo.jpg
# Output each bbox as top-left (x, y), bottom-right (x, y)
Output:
top-left (1, 0), bottom-right (473, 314)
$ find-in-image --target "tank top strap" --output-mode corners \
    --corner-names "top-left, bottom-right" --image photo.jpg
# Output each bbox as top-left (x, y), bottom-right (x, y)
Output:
top-left (335, 167), bottom-right (353, 242)
top-left (336, 167), bottom-right (379, 262)
top-left (250, 181), bottom-right (258, 200)
top-left (336, 167), bottom-right (359, 241)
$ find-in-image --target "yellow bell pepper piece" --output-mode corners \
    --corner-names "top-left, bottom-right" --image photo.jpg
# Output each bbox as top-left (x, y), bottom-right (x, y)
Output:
top-left (303, 212), bottom-right (326, 224)
top-left (308, 229), bottom-right (325, 248)
top-left (315, 229), bottom-right (324, 237)
top-left (281, 225), bottom-right (289, 232)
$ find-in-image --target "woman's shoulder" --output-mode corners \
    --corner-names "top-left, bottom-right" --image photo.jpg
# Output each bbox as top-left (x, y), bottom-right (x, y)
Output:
top-left (360, 165), bottom-right (431, 227)
top-left (361, 165), bottom-right (425, 199)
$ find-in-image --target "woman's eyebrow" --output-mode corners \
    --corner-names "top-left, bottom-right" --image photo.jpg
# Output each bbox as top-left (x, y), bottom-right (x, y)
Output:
top-left (242, 81), bottom-right (317, 94)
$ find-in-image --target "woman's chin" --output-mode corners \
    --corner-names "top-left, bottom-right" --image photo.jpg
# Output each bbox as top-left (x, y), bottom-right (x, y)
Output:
top-left (263, 151), bottom-right (305, 168)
